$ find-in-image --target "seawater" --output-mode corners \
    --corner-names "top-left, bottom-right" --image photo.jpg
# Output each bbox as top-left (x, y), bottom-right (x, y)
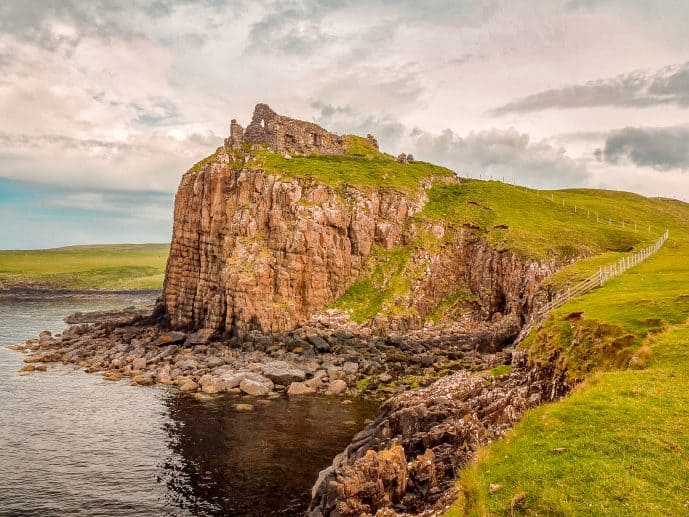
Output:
top-left (0, 296), bottom-right (377, 516)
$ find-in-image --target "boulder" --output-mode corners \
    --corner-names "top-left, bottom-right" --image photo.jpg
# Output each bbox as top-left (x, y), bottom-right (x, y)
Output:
top-left (130, 373), bottom-right (154, 386)
top-left (287, 381), bottom-right (317, 396)
top-left (102, 371), bottom-right (121, 381)
top-left (260, 361), bottom-right (306, 385)
top-left (179, 379), bottom-right (198, 392)
top-left (328, 379), bottom-right (348, 395)
top-left (419, 354), bottom-right (435, 367)
top-left (239, 378), bottom-right (270, 397)
top-left (343, 361), bottom-right (359, 375)
top-left (307, 335), bottom-right (330, 353)
top-left (199, 374), bottom-right (222, 394)
top-left (157, 331), bottom-right (187, 345)
top-left (132, 357), bottom-right (147, 371)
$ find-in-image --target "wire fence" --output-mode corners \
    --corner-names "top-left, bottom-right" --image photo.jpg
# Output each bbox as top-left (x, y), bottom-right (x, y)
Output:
top-left (518, 229), bottom-right (669, 341)
top-left (474, 175), bottom-right (667, 237)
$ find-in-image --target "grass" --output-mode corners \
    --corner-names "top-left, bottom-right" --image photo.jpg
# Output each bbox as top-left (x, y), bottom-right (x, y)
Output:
top-left (416, 181), bottom-right (687, 259)
top-left (329, 244), bottom-right (420, 323)
top-left (0, 243), bottom-right (169, 290)
top-left (426, 287), bottom-right (478, 324)
top-left (252, 135), bottom-right (455, 196)
top-left (448, 212), bottom-right (689, 515)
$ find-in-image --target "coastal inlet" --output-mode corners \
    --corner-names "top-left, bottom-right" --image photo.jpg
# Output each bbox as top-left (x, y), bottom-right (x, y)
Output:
top-left (0, 296), bottom-right (378, 516)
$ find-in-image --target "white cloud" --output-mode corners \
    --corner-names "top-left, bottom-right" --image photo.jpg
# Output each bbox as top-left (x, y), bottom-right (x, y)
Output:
top-left (2, 0), bottom-right (689, 247)
top-left (413, 127), bottom-right (589, 188)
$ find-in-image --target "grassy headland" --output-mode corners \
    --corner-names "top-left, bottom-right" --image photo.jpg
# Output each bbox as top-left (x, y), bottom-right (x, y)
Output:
top-left (448, 199), bottom-right (689, 515)
top-left (0, 243), bottom-right (169, 291)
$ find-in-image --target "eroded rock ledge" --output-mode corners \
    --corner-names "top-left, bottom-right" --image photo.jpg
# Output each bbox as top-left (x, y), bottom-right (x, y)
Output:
top-left (307, 350), bottom-right (569, 516)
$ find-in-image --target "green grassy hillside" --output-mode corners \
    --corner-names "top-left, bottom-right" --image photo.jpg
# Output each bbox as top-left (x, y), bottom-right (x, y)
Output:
top-left (329, 178), bottom-right (688, 326)
top-left (447, 197), bottom-right (689, 514)
top-left (0, 243), bottom-right (169, 290)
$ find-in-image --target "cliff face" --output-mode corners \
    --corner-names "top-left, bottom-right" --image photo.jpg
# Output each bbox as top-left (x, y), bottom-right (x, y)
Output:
top-left (162, 104), bottom-right (556, 336)
top-left (163, 146), bottom-right (422, 333)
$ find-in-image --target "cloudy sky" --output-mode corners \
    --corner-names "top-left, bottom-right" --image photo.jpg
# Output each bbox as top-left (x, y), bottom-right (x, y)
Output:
top-left (2, 0), bottom-right (689, 248)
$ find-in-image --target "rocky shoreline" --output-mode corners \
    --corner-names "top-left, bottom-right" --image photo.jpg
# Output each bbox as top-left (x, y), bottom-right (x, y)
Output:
top-left (10, 306), bottom-right (514, 401)
top-left (10, 306), bottom-right (567, 516)
top-left (307, 349), bottom-right (569, 516)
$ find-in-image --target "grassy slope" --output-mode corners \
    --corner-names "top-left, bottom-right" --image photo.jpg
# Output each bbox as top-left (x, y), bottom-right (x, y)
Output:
top-left (419, 181), bottom-right (676, 259)
top-left (330, 180), bottom-right (686, 325)
top-left (0, 243), bottom-right (169, 290)
top-left (449, 200), bottom-right (689, 514)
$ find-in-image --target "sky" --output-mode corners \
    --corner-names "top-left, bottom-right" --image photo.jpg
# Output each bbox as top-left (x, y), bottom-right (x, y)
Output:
top-left (1, 0), bottom-right (689, 249)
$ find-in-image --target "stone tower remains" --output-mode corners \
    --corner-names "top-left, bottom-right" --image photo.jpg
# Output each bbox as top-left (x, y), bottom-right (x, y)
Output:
top-left (225, 103), bottom-right (349, 156)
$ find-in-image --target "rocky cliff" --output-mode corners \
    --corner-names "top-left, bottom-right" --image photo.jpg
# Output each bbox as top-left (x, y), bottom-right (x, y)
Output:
top-left (162, 104), bottom-right (557, 337)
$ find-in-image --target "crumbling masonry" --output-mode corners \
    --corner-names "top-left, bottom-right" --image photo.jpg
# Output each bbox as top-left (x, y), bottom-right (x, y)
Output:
top-left (225, 103), bottom-right (358, 156)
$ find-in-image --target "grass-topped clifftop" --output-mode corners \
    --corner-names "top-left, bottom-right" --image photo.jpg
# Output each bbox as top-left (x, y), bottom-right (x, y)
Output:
top-left (0, 243), bottom-right (169, 291)
top-left (185, 135), bottom-right (456, 195)
top-left (256, 135), bottom-right (455, 194)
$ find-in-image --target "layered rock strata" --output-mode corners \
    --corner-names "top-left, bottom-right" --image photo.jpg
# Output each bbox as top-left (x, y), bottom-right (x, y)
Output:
top-left (308, 350), bottom-right (569, 516)
top-left (163, 147), bottom-right (424, 334)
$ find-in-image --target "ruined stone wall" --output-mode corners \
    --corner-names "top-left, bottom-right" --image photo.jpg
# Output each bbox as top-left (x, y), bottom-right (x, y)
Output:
top-left (225, 103), bottom-right (347, 156)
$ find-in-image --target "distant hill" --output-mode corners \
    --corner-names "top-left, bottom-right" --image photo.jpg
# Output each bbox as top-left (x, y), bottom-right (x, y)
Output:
top-left (0, 243), bottom-right (169, 291)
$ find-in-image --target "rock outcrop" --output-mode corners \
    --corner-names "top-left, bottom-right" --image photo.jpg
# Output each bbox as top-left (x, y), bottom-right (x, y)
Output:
top-left (163, 146), bottom-right (423, 334)
top-left (162, 103), bottom-right (557, 338)
top-left (308, 350), bottom-right (569, 516)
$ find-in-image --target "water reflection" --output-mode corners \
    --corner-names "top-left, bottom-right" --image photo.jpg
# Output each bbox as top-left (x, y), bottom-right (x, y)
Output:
top-left (161, 393), bottom-right (378, 516)
top-left (0, 296), bottom-right (378, 516)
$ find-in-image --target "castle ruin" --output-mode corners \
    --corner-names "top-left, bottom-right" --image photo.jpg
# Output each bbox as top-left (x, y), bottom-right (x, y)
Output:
top-left (225, 103), bottom-right (378, 156)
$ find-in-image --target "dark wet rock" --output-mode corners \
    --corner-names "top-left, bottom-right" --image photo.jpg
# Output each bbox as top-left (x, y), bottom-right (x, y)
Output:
top-left (186, 328), bottom-right (216, 345)
top-left (419, 354), bottom-right (435, 367)
top-left (64, 307), bottom-right (144, 324)
top-left (307, 335), bottom-right (330, 353)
